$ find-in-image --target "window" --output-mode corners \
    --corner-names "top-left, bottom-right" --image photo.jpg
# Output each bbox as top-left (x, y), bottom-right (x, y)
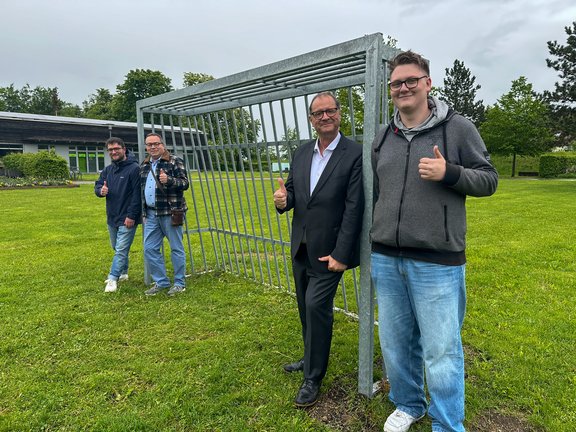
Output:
top-left (68, 145), bottom-right (105, 173)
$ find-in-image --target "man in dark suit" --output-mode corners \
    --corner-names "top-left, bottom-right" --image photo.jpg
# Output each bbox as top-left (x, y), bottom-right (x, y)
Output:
top-left (273, 91), bottom-right (364, 408)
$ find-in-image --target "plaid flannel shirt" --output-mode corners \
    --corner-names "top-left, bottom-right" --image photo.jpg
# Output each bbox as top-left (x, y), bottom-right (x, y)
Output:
top-left (140, 150), bottom-right (189, 217)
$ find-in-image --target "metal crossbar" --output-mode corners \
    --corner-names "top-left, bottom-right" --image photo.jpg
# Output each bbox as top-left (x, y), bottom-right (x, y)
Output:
top-left (136, 33), bottom-right (401, 397)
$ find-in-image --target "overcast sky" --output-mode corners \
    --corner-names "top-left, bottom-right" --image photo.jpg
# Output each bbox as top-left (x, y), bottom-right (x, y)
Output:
top-left (2, 0), bottom-right (574, 108)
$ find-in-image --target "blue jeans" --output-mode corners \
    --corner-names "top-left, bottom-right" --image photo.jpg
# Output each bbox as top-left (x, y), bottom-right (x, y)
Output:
top-left (107, 224), bottom-right (137, 281)
top-left (371, 252), bottom-right (466, 432)
top-left (143, 209), bottom-right (186, 287)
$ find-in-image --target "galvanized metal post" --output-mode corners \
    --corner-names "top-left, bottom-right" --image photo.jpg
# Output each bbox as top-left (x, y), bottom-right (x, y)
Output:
top-left (358, 35), bottom-right (383, 397)
top-left (136, 106), bottom-right (151, 286)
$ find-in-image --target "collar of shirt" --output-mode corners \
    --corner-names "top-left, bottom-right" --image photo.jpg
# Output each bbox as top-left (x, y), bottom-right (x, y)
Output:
top-left (313, 132), bottom-right (341, 156)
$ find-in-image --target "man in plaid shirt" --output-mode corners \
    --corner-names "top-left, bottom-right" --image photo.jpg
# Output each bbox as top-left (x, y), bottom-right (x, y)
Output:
top-left (140, 132), bottom-right (189, 296)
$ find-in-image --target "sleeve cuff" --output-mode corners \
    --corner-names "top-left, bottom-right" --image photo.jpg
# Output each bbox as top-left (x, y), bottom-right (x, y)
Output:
top-left (442, 163), bottom-right (461, 186)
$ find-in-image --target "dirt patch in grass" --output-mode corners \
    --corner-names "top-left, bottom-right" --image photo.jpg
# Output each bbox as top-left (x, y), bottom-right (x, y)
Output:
top-left (309, 378), bottom-right (539, 432)
top-left (309, 378), bottom-right (383, 432)
top-left (469, 411), bottom-right (541, 432)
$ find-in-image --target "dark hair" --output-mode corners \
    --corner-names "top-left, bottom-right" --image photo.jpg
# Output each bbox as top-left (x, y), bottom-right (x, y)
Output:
top-left (308, 91), bottom-right (340, 114)
top-left (106, 137), bottom-right (125, 148)
top-left (389, 50), bottom-right (430, 76)
top-left (145, 132), bottom-right (164, 142)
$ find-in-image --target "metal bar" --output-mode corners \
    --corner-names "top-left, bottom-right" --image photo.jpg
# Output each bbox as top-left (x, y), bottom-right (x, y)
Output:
top-left (205, 113), bottom-right (231, 270)
top-left (241, 107), bottom-right (265, 284)
top-left (196, 115), bottom-right (223, 269)
top-left (255, 103), bottom-right (274, 287)
top-left (229, 109), bottom-right (257, 279)
top-left (357, 36), bottom-right (383, 398)
top-left (214, 111), bottom-right (240, 273)
top-left (184, 116), bottom-right (209, 271)
top-left (222, 110), bottom-right (249, 278)
top-left (266, 101), bottom-right (285, 289)
top-left (169, 117), bottom-right (196, 275)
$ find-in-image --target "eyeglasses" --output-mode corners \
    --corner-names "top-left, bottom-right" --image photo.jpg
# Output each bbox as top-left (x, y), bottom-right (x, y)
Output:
top-left (146, 142), bottom-right (163, 148)
top-left (107, 147), bottom-right (123, 153)
top-left (388, 75), bottom-right (428, 91)
top-left (310, 107), bottom-right (339, 120)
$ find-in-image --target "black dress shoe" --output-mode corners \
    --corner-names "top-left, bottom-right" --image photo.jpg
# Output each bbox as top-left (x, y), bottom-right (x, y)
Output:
top-left (294, 379), bottom-right (321, 408)
top-left (283, 358), bottom-right (304, 373)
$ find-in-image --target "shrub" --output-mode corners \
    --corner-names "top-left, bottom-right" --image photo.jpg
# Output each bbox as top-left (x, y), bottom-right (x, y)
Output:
top-left (29, 151), bottom-right (69, 179)
top-left (2, 153), bottom-right (35, 176)
top-left (1, 151), bottom-right (69, 179)
top-left (539, 152), bottom-right (576, 178)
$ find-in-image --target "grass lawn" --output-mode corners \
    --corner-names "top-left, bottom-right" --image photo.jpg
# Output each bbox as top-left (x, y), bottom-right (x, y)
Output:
top-left (0, 179), bottom-right (575, 431)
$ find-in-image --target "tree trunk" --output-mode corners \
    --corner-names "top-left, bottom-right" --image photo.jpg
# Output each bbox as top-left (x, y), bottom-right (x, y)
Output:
top-left (511, 153), bottom-right (517, 177)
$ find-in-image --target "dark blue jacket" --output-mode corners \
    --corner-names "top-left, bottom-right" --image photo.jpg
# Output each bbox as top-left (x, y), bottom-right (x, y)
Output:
top-left (95, 151), bottom-right (141, 227)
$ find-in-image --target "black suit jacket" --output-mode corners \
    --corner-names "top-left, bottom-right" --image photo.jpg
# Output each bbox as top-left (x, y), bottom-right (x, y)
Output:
top-left (279, 133), bottom-right (364, 273)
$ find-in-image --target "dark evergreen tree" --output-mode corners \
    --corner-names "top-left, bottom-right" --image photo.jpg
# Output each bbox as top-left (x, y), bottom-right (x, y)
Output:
top-left (545, 21), bottom-right (576, 147)
top-left (439, 59), bottom-right (485, 126)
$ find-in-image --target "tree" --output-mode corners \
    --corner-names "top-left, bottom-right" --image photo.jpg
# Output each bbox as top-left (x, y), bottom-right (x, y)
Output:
top-left (59, 102), bottom-right (83, 118)
top-left (27, 86), bottom-right (60, 115)
top-left (439, 59), bottom-right (485, 126)
top-left (83, 88), bottom-right (114, 120)
top-left (480, 77), bottom-right (554, 176)
top-left (0, 84), bottom-right (25, 112)
top-left (0, 84), bottom-right (68, 115)
top-left (545, 21), bottom-right (576, 147)
top-left (279, 126), bottom-right (300, 160)
top-left (183, 72), bottom-right (215, 87)
top-left (112, 69), bottom-right (173, 122)
top-left (335, 86), bottom-right (364, 137)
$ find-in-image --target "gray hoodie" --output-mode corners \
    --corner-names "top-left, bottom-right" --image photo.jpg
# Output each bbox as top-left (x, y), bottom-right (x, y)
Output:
top-left (370, 97), bottom-right (498, 265)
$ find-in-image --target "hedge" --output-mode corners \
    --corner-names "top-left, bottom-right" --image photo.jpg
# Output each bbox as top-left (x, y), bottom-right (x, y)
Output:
top-left (1, 151), bottom-right (69, 180)
top-left (539, 152), bottom-right (576, 178)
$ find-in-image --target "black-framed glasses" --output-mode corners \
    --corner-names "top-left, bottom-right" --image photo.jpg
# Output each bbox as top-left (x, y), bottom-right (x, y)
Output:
top-left (146, 142), bottom-right (163, 148)
top-left (310, 107), bottom-right (339, 120)
top-left (107, 147), bottom-right (123, 153)
top-left (388, 75), bottom-right (428, 91)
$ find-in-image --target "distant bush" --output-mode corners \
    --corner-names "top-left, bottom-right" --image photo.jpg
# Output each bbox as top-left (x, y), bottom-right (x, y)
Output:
top-left (539, 152), bottom-right (576, 178)
top-left (490, 154), bottom-right (540, 177)
top-left (1, 151), bottom-right (69, 179)
top-left (2, 153), bottom-right (35, 176)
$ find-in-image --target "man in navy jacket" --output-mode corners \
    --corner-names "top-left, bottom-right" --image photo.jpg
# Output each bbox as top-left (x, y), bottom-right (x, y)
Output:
top-left (95, 137), bottom-right (141, 293)
top-left (273, 92), bottom-right (364, 408)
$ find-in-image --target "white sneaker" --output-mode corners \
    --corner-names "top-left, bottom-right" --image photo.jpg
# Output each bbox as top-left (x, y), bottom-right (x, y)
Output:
top-left (104, 279), bottom-right (117, 293)
top-left (118, 274), bottom-right (129, 282)
top-left (384, 409), bottom-right (424, 432)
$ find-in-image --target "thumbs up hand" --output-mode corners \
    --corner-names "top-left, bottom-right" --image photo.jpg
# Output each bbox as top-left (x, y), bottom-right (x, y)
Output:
top-left (159, 168), bottom-right (168, 184)
top-left (101, 180), bottom-right (109, 196)
top-left (273, 178), bottom-right (288, 209)
top-left (418, 145), bottom-right (446, 181)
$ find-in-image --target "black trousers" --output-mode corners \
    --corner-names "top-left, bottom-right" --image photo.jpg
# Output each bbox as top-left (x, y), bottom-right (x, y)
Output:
top-left (292, 244), bottom-right (343, 382)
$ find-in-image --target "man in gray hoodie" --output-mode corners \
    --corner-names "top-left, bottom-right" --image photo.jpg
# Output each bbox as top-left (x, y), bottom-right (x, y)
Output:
top-left (371, 51), bottom-right (498, 432)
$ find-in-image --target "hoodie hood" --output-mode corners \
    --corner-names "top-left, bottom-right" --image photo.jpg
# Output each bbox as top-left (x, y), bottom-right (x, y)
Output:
top-left (393, 96), bottom-right (451, 141)
top-left (113, 150), bottom-right (139, 170)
